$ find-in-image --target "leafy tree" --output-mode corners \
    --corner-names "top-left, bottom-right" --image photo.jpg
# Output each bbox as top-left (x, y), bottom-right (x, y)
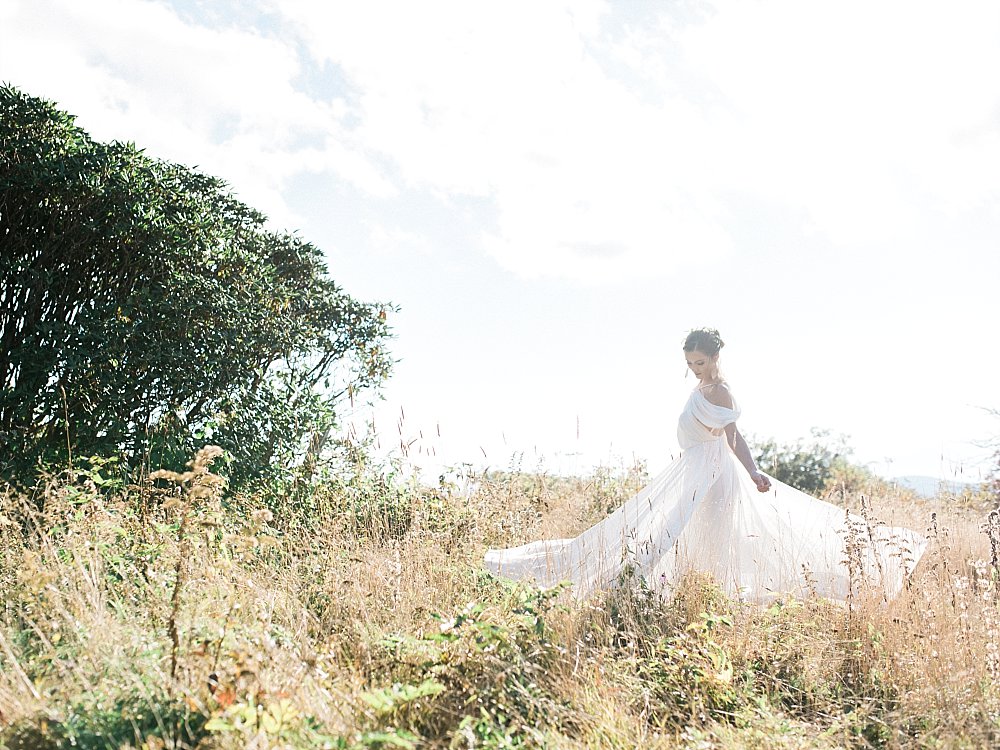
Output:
top-left (0, 85), bottom-right (392, 487)
top-left (751, 429), bottom-right (853, 496)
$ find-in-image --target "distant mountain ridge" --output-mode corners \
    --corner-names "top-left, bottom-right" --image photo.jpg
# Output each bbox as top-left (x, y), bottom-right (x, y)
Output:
top-left (890, 475), bottom-right (979, 498)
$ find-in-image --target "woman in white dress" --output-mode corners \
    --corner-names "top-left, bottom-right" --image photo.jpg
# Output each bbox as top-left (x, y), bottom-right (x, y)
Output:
top-left (484, 328), bottom-right (927, 603)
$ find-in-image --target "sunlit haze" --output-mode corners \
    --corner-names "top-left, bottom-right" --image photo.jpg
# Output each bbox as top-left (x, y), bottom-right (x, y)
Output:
top-left (3, 0), bottom-right (998, 484)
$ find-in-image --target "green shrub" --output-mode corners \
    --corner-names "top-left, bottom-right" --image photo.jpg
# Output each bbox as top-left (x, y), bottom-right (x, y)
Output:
top-left (0, 85), bottom-right (393, 490)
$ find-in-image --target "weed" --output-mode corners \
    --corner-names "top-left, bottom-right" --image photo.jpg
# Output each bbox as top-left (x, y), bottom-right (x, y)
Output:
top-left (1, 454), bottom-right (999, 747)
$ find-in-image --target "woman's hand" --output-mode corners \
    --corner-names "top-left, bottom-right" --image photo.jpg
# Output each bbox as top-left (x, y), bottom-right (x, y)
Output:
top-left (750, 471), bottom-right (771, 493)
top-left (729, 427), bottom-right (773, 493)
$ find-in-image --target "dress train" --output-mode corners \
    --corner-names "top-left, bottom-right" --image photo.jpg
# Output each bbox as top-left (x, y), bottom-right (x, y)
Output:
top-left (484, 387), bottom-right (928, 602)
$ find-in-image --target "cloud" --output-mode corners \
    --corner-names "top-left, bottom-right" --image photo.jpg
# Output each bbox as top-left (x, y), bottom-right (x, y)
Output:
top-left (4, 0), bottom-right (999, 282)
top-left (675, 0), bottom-right (1000, 233)
top-left (273, 0), bottom-right (1000, 279)
top-left (0, 0), bottom-right (395, 227)
top-left (265, 0), bottom-right (739, 281)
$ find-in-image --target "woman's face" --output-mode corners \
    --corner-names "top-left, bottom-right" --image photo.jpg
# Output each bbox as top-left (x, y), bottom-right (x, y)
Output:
top-left (685, 349), bottom-right (718, 380)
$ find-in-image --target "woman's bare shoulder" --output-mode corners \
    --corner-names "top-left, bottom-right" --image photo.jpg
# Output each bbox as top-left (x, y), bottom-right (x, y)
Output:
top-left (700, 382), bottom-right (735, 409)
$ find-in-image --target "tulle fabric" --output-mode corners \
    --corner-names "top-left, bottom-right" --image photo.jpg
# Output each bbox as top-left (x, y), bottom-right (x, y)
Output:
top-left (484, 388), bottom-right (928, 602)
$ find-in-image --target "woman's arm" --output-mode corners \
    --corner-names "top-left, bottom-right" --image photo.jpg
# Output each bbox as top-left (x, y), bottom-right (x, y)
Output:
top-left (702, 383), bottom-right (771, 493)
top-left (724, 423), bottom-right (771, 492)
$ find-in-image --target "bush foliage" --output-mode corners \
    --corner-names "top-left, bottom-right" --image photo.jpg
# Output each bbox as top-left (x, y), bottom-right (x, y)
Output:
top-left (0, 85), bottom-right (392, 487)
top-left (751, 429), bottom-right (856, 496)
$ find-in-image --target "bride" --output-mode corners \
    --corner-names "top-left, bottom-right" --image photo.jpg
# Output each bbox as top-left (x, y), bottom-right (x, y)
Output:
top-left (484, 328), bottom-right (927, 602)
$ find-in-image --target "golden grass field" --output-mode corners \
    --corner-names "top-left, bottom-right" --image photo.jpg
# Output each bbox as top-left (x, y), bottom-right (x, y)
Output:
top-left (1, 446), bottom-right (998, 749)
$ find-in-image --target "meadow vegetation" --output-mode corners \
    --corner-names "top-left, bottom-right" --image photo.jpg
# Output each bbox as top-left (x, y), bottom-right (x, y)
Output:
top-left (1, 447), bottom-right (998, 749)
top-left (5, 84), bottom-right (1000, 748)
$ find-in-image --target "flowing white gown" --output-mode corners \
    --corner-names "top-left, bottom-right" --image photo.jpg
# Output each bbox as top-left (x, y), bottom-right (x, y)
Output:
top-left (484, 386), bottom-right (928, 602)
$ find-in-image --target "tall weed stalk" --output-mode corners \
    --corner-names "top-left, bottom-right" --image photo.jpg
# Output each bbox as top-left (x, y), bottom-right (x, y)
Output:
top-left (149, 445), bottom-right (227, 684)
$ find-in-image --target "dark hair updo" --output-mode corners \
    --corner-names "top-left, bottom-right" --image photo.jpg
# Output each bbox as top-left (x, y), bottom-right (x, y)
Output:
top-left (683, 327), bottom-right (724, 356)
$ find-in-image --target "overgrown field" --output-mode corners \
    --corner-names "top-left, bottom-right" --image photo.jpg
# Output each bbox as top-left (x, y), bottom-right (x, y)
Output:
top-left (1, 448), bottom-right (998, 749)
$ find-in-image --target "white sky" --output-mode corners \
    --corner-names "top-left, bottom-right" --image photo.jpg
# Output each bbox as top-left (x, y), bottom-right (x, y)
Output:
top-left (2, 0), bottom-right (998, 483)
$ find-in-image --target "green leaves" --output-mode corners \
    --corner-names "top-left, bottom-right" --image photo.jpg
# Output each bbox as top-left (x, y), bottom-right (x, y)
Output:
top-left (0, 85), bottom-right (393, 488)
top-left (751, 429), bottom-right (852, 496)
top-left (361, 679), bottom-right (446, 715)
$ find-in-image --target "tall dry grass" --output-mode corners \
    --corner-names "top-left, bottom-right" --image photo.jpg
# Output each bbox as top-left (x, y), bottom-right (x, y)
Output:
top-left (0, 448), bottom-right (997, 748)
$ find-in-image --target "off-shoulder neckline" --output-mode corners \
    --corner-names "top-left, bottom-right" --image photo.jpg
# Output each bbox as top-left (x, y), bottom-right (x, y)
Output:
top-left (693, 385), bottom-right (738, 410)
top-left (695, 381), bottom-right (729, 390)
